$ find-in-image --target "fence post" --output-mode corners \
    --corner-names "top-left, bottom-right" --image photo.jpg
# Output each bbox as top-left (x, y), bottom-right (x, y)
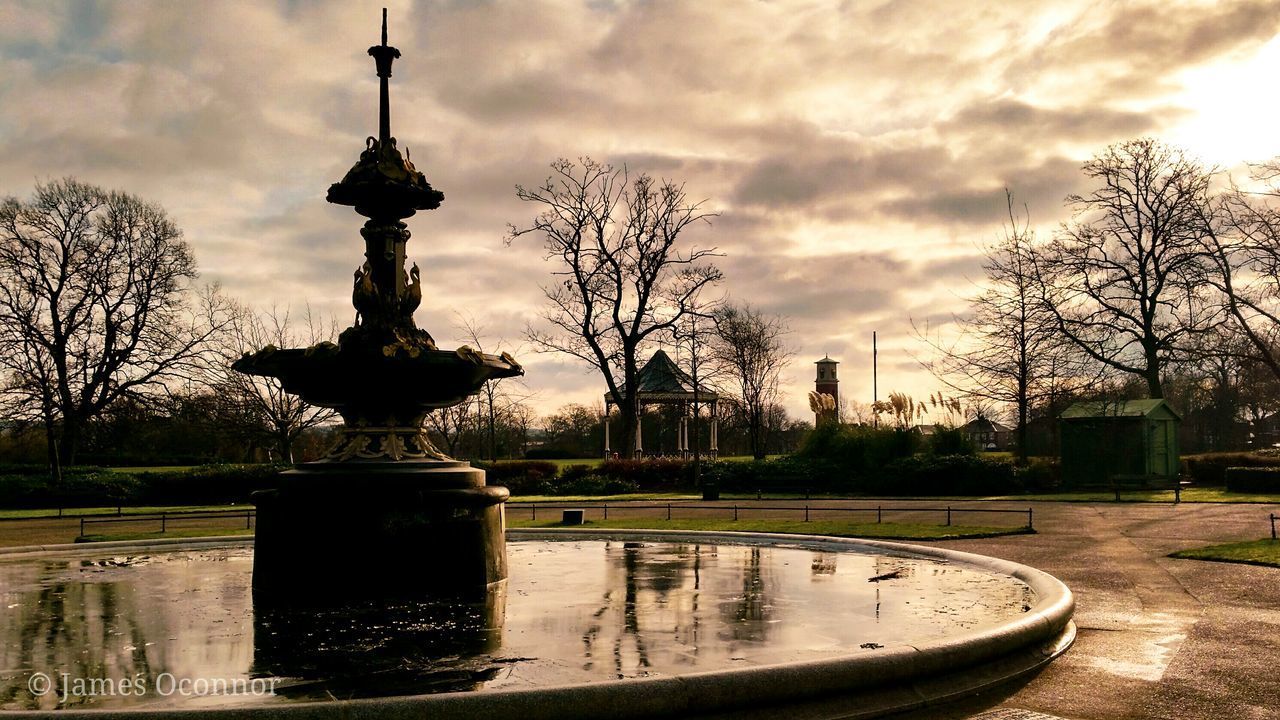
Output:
top-left (877, 506), bottom-right (882, 524)
top-left (117, 505), bottom-right (122, 516)
top-left (247, 511), bottom-right (252, 530)
top-left (58, 507), bottom-right (63, 518)
top-left (161, 513), bottom-right (166, 533)
top-left (79, 517), bottom-right (84, 537)
top-left (604, 504), bottom-right (609, 521)
top-left (946, 506), bottom-right (952, 526)
top-left (1028, 508), bottom-right (1034, 530)
top-left (804, 505), bottom-right (809, 522)
top-left (531, 504), bottom-right (536, 521)
top-left (667, 503), bottom-right (672, 521)
top-left (734, 505), bottom-right (738, 521)
top-left (1272, 514), bottom-right (1277, 540)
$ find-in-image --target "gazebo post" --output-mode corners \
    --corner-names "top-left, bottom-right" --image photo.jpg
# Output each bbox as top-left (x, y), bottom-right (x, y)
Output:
top-left (634, 401), bottom-right (643, 459)
top-left (603, 400), bottom-right (611, 459)
top-left (710, 399), bottom-right (719, 459)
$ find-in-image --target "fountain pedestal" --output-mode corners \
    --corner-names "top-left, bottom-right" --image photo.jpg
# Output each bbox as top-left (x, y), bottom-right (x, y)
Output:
top-left (252, 461), bottom-right (508, 599)
top-left (233, 12), bottom-right (522, 605)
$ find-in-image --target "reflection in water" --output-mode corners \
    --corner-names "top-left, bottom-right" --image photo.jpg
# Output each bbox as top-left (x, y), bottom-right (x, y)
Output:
top-left (0, 540), bottom-right (1035, 709)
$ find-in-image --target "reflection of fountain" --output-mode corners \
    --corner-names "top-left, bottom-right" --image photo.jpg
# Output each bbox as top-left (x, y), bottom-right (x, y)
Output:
top-left (233, 11), bottom-right (520, 603)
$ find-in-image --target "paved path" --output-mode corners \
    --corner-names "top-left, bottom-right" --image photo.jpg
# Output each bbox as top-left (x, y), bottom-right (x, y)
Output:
top-left (1, 500), bottom-right (1277, 719)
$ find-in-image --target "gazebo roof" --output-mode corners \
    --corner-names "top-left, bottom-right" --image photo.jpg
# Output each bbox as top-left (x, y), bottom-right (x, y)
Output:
top-left (605, 350), bottom-right (718, 404)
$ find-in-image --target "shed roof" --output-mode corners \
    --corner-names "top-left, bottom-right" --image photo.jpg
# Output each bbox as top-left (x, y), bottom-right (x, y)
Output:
top-left (1060, 399), bottom-right (1182, 421)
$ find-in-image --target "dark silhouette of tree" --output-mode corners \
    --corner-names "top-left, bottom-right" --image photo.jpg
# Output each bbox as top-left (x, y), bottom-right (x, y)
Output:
top-left (1199, 157), bottom-right (1280, 389)
top-left (1030, 139), bottom-right (1220, 399)
top-left (711, 303), bottom-right (792, 460)
top-left (916, 192), bottom-right (1092, 461)
top-left (0, 178), bottom-right (228, 467)
top-left (507, 158), bottom-right (721, 457)
top-left (210, 303), bottom-right (337, 464)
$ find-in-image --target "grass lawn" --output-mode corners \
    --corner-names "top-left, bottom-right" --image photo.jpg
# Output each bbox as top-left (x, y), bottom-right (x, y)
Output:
top-left (76, 527), bottom-right (253, 543)
top-left (508, 516), bottom-right (1031, 540)
top-left (102, 466), bottom-right (196, 474)
top-left (0, 504), bottom-right (250, 520)
top-left (508, 487), bottom-right (1280, 504)
top-left (1169, 539), bottom-right (1280, 568)
top-left (979, 488), bottom-right (1280, 503)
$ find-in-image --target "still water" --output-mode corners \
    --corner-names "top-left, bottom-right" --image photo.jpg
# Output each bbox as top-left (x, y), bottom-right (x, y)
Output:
top-left (0, 539), bottom-right (1033, 709)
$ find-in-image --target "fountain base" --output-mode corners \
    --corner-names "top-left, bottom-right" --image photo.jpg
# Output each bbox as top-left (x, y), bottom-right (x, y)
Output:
top-left (251, 460), bottom-right (508, 601)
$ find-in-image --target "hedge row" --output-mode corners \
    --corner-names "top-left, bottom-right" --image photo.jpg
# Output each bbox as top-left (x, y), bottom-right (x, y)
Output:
top-left (0, 464), bottom-right (285, 509)
top-left (1183, 453), bottom-right (1279, 486)
top-left (478, 454), bottom-right (1037, 497)
top-left (1224, 466), bottom-right (1280, 492)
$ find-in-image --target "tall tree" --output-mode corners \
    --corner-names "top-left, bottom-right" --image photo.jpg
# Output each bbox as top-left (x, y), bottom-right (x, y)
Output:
top-left (1199, 158), bottom-right (1280, 389)
top-left (711, 303), bottom-right (792, 460)
top-left (1031, 139), bottom-right (1220, 399)
top-left (916, 192), bottom-right (1090, 461)
top-left (507, 158), bottom-right (721, 457)
top-left (0, 178), bottom-right (228, 466)
top-left (673, 309), bottom-right (721, 494)
top-left (210, 303), bottom-right (338, 463)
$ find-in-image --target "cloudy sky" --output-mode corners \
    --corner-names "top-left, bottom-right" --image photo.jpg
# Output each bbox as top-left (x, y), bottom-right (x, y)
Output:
top-left (3, 0), bottom-right (1280, 421)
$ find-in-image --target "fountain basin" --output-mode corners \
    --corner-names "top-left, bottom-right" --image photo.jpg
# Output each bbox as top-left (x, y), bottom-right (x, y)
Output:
top-left (0, 530), bottom-right (1074, 719)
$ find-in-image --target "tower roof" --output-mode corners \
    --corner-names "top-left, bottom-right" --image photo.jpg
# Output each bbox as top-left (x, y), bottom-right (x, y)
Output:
top-left (816, 355), bottom-right (839, 364)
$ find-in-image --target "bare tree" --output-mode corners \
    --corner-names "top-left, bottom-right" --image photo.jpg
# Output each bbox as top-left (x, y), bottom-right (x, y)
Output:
top-left (425, 402), bottom-right (473, 458)
top-left (916, 192), bottom-right (1092, 461)
top-left (0, 178), bottom-right (229, 467)
top-left (1030, 139), bottom-right (1220, 399)
top-left (211, 303), bottom-right (338, 463)
top-left (1199, 158), bottom-right (1280, 389)
top-left (673, 306), bottom-right (721, 494)
top-left (507, 158), bottom-right (722, 457)
top-left (711, 303), bottom-right (792, 460)
top-left (455, 315), bottom-right (530, 461)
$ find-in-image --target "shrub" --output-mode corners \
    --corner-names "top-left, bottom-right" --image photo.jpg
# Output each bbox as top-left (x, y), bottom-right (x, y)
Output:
top-left (1015, 458), bottom-right (1060, 492)
top-left (135, 464), bottom-right (284, 505)
top-left (594, 459), bottom-right (693, 490)
top-left (524, 447), bottom-right (589, 460)
top-left (0, 469), bottom-right (141, 508)
top-left (475, 461), bottom-right (559, 496)
top-left (883, 454), bottom-right (1021, 496)
top-left (926, 426), bottom-right (974, 457)
top-left (555, 474), bottom-right (640, 496)
top-left (701, 456), bottom-right (845, 493)
top-left (1183, 453), bottom-right (1276, 486)
top-left (1224, 466), bottom-right (1280, 493)
top-left (796, 424), bottom-right (918, 474)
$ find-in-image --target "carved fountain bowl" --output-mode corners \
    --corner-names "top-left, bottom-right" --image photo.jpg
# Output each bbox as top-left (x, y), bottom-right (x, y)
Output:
top-left (232, 345), bottom-right (522, 413)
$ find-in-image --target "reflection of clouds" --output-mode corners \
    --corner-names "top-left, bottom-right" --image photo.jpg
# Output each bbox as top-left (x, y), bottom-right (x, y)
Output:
top-left (0, 542), bottom-right (1040, 704)
top-left (0, 550), bottom-right (256, 711)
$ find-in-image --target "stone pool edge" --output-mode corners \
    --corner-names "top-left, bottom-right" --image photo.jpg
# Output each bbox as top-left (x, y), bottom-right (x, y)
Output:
top-left (0, 529), bottom-right (1075, 720)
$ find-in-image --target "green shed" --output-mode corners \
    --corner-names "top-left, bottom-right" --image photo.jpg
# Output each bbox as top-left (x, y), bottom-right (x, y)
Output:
top-left (1059, 399), bottom-right (1181, 488)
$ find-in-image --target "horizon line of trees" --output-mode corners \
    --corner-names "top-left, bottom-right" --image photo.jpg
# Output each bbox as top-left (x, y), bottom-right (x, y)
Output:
top-left (917, 137), bottom-right (1280, 459)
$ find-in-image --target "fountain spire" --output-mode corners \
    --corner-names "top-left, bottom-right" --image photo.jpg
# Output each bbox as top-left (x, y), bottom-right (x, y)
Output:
top-left (368, 8), bottom-right (400, 145)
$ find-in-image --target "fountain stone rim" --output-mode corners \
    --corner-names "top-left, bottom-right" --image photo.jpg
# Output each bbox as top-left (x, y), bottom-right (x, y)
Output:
top-left (0, 529), bottom-right (1074, 719)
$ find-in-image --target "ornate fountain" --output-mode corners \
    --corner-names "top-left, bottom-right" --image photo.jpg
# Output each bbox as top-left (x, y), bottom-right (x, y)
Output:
top-left (233, 10), bottom-right (521, 601)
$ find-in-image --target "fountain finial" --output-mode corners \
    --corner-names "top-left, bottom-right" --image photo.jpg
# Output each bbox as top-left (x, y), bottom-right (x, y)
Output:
top-left (368, 7), bottom-right (400, 144)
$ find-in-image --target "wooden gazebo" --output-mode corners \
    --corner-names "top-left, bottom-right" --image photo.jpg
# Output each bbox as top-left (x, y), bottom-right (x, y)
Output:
top-left (603, 350), bottom-right (719, 459)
